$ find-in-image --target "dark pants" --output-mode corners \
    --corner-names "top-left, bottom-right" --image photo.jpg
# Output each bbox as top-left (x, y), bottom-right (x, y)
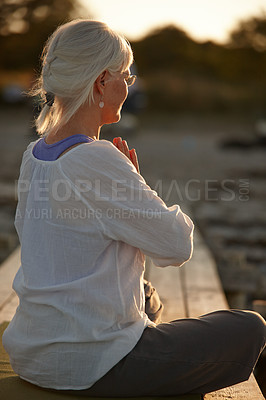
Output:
top-left (49, 283), bottom-right (266, 397)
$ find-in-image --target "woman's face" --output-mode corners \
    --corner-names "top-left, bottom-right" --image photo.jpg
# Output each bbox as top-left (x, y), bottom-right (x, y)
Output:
top-left (101, 69), bottom-right (130, 124)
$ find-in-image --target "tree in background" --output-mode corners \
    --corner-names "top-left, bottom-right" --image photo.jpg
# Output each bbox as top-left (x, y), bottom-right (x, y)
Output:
top-left (131, 12), bottom-right (266, 113)
top-left (1, 4), bottom-right (265, 113)
top-left (228, 12), bottom-right (266, 52)
top-left (0, 0), bottom-right (88, 71)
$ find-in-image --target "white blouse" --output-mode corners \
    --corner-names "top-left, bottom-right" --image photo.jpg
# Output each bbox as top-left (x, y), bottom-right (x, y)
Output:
top-left (3, 139), bottom-right (194, 390)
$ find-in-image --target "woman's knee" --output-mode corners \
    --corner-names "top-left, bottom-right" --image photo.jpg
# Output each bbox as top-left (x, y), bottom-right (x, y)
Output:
top-left (243, 310), bottom-right (265, 340)
top-left (207, 309), bottom-right (265, 352)
top-left (233, 310), bottom-right (266, 356)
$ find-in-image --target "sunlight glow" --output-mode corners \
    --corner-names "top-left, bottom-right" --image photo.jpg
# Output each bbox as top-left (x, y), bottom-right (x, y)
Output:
top-left (81, 0), bottom-right (266, 43)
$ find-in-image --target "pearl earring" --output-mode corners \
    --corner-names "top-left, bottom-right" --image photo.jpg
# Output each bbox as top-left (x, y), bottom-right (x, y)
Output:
top-left (99, 101), bottom-right (104, 108)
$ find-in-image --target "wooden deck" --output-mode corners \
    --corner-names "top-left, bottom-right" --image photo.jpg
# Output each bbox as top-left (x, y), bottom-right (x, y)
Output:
top-left (0, 230), bottom-right (264, 399)
top-left (0, 247), bottom-right (20, 324)
top-left (145, 230), bottom-right (264, 400)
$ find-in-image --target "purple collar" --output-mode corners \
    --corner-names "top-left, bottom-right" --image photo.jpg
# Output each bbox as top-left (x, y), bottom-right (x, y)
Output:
top-left (32, 134), bottom-right (94, 161)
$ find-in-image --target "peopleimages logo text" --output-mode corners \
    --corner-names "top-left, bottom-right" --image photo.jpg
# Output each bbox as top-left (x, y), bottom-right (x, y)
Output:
top-left (15, 178), bottom-right (250, 203)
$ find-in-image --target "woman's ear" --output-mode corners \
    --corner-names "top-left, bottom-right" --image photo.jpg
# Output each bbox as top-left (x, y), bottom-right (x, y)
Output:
top-left (95, 70), bottom-right (107, 95)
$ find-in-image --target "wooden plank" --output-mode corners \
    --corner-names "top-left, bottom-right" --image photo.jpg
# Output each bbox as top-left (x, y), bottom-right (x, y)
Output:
top-left (0, 292), bottom-right (19, 324)
top-left (145, 257), bottom-right (186, 322)
top-left (0, 246), bottom-right (20, 323)
top-left (183, 232), bottom-right (228, 317)
top-left (183, 231), bottom-right (264, 400)
top-left (0, 247), bottom-right (20, 305)
top-left (203, 374), bottom-right (264, 399)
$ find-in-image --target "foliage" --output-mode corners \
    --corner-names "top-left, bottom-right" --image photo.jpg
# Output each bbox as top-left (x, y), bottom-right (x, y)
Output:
top-left (131, 14), bottom-right (266, 113)
top-left (228, 12), bottom-right (266, 52)
top-left (1, 6), bottom-right (266, 113)
top-left (0, 0), bottom-right (87, 70)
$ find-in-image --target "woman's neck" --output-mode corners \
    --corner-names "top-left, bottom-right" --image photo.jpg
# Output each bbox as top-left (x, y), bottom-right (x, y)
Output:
top-left (45, 102), bottom-right (102, 144)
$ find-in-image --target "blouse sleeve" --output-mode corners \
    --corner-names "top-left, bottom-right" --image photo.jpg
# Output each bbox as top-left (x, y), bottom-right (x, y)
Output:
top-left (64, 140), bottom-right (194, 267)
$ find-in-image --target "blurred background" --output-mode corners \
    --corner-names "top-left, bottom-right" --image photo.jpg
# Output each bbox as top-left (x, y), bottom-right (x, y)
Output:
top-left (0, 0), bottom-right (266, 391)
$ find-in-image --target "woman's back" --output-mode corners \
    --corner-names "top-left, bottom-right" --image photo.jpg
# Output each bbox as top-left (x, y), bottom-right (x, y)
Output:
top-left (3, 139), bottom-right (154, 389)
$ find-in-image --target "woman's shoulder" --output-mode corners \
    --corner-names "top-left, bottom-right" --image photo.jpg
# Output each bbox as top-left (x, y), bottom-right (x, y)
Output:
top-left (21, 139), bottom-right (40, 163)
top-left (77, 139), bottom-right (117, 154)
top-left (68, 139), bottom-right (131, 165)
top-left (64, 138), bottom-right (139, 178)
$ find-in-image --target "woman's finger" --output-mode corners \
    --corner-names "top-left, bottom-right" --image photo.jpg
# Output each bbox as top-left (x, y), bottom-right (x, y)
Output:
top-left (129, 149), bottom-right (140, 173)
top-left (122, 140), bottom-right (130, 158)
top-left (115, 137), bottom-right (124, 153)
top-left (113, 138), bottom-right (140, 173)
top-left (113, 137), bottom-right (129, 158)
top-left (113, 137), bottom-right (120, 148)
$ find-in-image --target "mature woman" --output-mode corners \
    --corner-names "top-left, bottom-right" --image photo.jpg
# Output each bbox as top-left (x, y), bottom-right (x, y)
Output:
top-left (3, 19), bottom-right (265, 397)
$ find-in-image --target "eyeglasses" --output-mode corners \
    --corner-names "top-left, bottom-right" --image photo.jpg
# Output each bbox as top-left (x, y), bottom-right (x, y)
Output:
top-left (105, 72), bottom-right (137, 87)
top-left (124, 74), bottom-right (137, 87)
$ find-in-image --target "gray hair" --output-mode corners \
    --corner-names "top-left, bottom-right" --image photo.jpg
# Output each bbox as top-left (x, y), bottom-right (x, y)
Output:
top-left (31, 19), bottom-right (133, 136)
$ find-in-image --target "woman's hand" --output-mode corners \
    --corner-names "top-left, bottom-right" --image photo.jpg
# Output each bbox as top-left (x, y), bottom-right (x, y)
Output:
top-left (113, 137), bottom-right (140, 173)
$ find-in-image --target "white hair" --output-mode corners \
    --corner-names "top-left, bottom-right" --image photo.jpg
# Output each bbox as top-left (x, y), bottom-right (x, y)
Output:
top-left (31, 19), bottom-right (134, 136)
